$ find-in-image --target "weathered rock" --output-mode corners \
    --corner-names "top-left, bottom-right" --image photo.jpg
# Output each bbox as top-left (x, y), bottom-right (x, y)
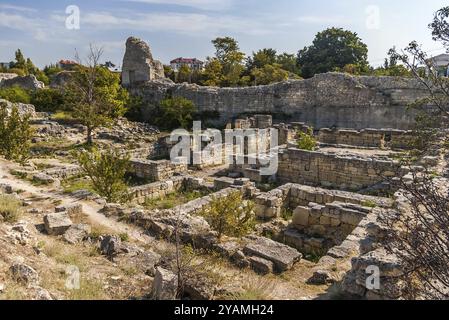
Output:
top-left (10, 263), bottom-right (39, 286)
top-left (31, 286), bottom-right (53, 300)
top-left (243, 236), bottom-right (302, 272)
top-left (292, 206), bottom-right (310, 227)
top-left (184, 273), bottom-right (216, 300)
top-left (231, 250), bottom-right (250, 269)
top-left (0, 74), bottom-right (44, 91)
top-left (307, 270), bottom-right (335, 285)
top-left (122, 36), bottom-right (166, 87)
top-left (249, 256), bottom-right (274, 275)
top-left (152, 267), bottom-right (178, 300)
top-left (55, 203), bottom-right (83, 217)
top-left (43, 212), bottom-right (72, 235)
top-left (63, 224), bottom-right (91, 244)
top-left (32, 173), bottom-right (57, 185)
top-left (100, 235), bottom-right (123, 258)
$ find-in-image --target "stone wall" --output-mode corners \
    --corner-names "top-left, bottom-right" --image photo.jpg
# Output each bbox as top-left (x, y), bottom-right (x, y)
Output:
top-left (130, 72), bottom-right (430, 130)
top-left (254, 183), bottom-right (392, 220)
top-left (129, 159), bottom-right (188, 182)
top-left (277, 148), bottom-right (401, 191)
top-left (318, 128), bottom-right (415, 149)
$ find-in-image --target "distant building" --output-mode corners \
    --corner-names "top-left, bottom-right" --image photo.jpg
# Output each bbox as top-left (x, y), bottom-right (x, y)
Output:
top-left (427, 53), bottom-right (449, 77)
top-left (170, 57), bottom-right (204, 72)
top-left (0, 62), bottom-right (10, 69)
top-left (58, 60), bottom-right (78, 71)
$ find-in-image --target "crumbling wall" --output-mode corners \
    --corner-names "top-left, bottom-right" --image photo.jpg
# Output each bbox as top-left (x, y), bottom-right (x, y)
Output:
top-left (318, 128), bottom-right (415, 149)
top-left (129, 72), bottom-right (430, 130)
top-left (121, 37), bottom-right (166, 87)
top-left (277, 148), bottom-right (401, 191)
top-left (129, 159), bottom-right (188, 182)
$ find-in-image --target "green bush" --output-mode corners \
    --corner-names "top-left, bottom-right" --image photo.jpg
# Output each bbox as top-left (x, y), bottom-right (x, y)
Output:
top-left (0, 86), bottom-right (31, 104)
top-left (31, 88), bottom-right (66, 112)
top-left (75, 148), bottom-right (130, 203)
top-left (199, 191), bottom-right (255, 239)
top-left (155, 96), bottom-right (197, 130)
top-left (0, 102), bottom-right (33, 164)
top-left (297, 128), bottom-right (317, 151)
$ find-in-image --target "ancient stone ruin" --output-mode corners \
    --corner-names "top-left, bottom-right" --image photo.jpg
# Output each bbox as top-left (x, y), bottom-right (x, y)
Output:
top-left (0, 36), bottom-right (446, 302)
top-left (121, 37), bottom-right (166, 87)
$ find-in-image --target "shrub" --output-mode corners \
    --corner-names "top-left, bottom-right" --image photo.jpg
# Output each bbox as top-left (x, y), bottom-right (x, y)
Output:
top-left (0, 103), bottom-right (33, 164)
top-left (0, 195), bottom-right (22, 223)
top-left (31, 88), bottom-right (66, 112)
top-left (199, 191), bottom-right (255, 239)
top-left (297, 128), bottom-right (317, 151)
top-left (0, 86), bottom-right (31, 104)
top-left (75, 148), bottom-right (130, 203)
top-left (155, 96), bottom-right (197, 130)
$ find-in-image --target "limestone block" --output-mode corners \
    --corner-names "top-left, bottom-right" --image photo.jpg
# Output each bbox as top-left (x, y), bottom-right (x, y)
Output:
top-left (292, 206), bottom-right (310, 227)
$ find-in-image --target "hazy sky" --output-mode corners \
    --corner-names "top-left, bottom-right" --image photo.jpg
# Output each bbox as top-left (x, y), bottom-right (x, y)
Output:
top-left (1, 0), bottom-right (448, 68)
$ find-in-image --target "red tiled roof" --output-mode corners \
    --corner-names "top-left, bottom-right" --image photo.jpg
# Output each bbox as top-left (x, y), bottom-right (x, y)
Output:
top-left (170, 57), bottom-right (203, 64)
top-left (59, 60), bottom-right (78, 65)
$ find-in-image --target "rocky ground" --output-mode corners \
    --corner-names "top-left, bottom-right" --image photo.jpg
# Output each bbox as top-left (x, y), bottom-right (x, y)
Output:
top-left (0, 156), bottom-right (336, 300)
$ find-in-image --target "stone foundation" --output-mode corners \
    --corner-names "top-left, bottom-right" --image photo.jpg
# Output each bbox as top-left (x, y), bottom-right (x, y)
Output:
top-left (277, 148), bottom-right (401, 191)
top-left (318, 128), bottom-right (415, 149)
top-left (129, 158), bottom-right (188, 182)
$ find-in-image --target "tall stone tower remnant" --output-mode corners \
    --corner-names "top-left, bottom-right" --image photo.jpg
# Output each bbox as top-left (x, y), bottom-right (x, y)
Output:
top-left (121, 37), bottom-right (165, 87)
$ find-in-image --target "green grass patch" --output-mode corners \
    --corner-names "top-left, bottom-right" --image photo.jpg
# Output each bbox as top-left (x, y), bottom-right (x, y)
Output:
top-left (143, 189), bottom-right (209, 210)
top-left (62, 177), bottom-right (95, 194)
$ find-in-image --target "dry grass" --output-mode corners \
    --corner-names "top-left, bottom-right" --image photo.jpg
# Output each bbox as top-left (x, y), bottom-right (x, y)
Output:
top-left (0, 194), bottom-right (22, 223)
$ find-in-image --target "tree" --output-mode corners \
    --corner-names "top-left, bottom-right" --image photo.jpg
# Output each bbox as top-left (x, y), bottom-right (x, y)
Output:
top-left (0, 102), bottom-right (33, 164)
top-left (0, 86), bottom-right (31, 104)
top-left (202, 58), bottom-right (223, 86)
top-left (379, 6), bottom-right (449, 299)
top-left (199, 191), bottom-right (255, 240)
top-left (372, 48), bottom-right (412, 77)
top-left (246, 49), bottom-right (278, 71)
top-left (276, 52), bottom-right (301, 75)
top-left (209, 37), bottom-right (246, 87)
top-left (156, 96), bottom-right (196, 130)
top-left (251, 63), bottom-right (289, 85)
top-left (13, 49), bottom-right (26, 71)
top-left (75, 147), bottom-right (130, 203)
top-left (31, 88), bottom-right (66, 112)
top-left (297, 27), bottom-right (369, 78)
top-left (66, 45), bottom-right (128, 145)
top-left (177, 64), bottom-right (192, 83)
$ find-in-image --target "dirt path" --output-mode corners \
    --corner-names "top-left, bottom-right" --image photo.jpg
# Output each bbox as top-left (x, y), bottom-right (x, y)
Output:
top-left (0, 160), bottom-right (151, 243)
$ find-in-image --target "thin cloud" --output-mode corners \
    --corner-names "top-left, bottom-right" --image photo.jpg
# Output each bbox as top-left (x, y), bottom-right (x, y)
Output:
top-left (78, 11), bottom-right (275, 36)
top-left (123, 0), bottom-right (234, 11)
top-left (0, 3), bottom-right (37, 12)
top-left (297, 15), bottom-right (346, 24)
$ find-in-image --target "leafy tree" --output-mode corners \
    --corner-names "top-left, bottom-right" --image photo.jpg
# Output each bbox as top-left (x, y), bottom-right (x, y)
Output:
top-left (297, 27), bottom-right (369, 78)
top-left (0, 102), bottom-right (33, 164)
top-left (372, 48), bottom-right (412, 77)
top-left (202, 58), bottom-right (223, 86)
top-left (0, 86), bottom-right (31, 104)
top-left (246, 49), bottom-right (278, 71)
top-left (66, 45), bottom-right (128, 144)
top-left (199, 191), bottom-right (255, 240)
top-left (210, 37), bottom-right (246, 87)
top-left (156, 96), bottom-right (196, 130)
top-left (251, 63), bottom-right (289, 85)
top-left (276, 52), bottom-right (301, 75)
top-left (177, 64), bottom-right (192, 83)
top-left (43, 64), bottom-right (63, 79)
top-left (297, 128), bottom-right (317, 151)
top-left (75, 147), bottom-right (130, 203)
top-left (13, 49), bottom-right (26, 71)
